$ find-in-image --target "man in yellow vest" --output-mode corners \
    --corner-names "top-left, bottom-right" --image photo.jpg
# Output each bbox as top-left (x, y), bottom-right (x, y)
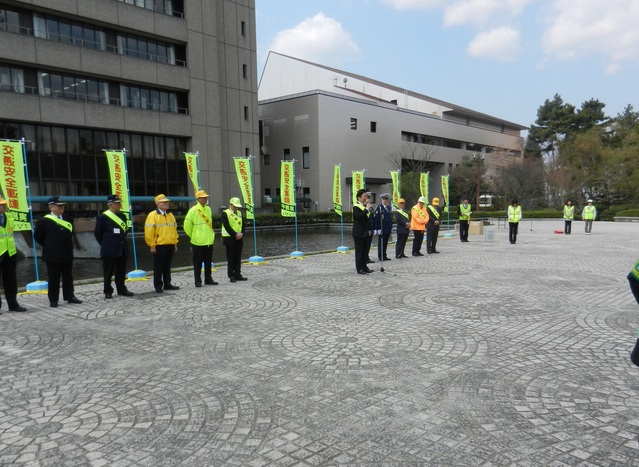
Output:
top-left (94, 194), bottom-right (134, 299)
top-left (145, 194), bottom-right (179, 293)
top-left (410, 196), bottom-right (428, 256)
top-left (507, 199), bottom-right (522, 244)
top-left (563, 199), bottom-right (574, 235)
top-left (221, 197), bottom-right (247, 283)
top-left (0, 196), bottom-right (26, 312)
top-left (394, 198), bottom-right (410, 259)
top-left (426, 197), bottom-right (445, 254)
top-left (184, 189), bottom-right (218, 287)
top-left (34, 196), bottom-right (82, 307)
top-left (458, 198), bottom-right (472, 242)
top-left (582, 199), bottom-right (596, 234)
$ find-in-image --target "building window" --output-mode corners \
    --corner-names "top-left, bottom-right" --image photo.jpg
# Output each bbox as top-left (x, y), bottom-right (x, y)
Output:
top-left (350, 118), bottom-right (357, 130)
top-left (33, 14), bottom-right (106, 50)
top-left (115, 0), bottom-right (184, 18)
top-left (241, 21), bottom-right (246, 36)
top-left (244, 106), bottom-right (249, 120)
top-left (120, 83), bottom-right (181, 113)
top-left (242, 64), bottom-right (247, 79)
top-left (302, 146), bottom-right (310, 169)
top-left (370, 121), bottom-right (377, 133)
top-left (283, 148), bottom-right (290, 161)
top-left (263, 154), bottom-right (270, 165)
top-left (0, 66), bottom-right (25, 93)
top-left (116, 34), bottom-right (179, 65)
top-left (265, 188), bottom-right (271, 196)
top-left (0, 8), bottom-right (21, 34)
top-left (303, 187), bottom-right (310, 196)
top-left (245, 147), bottom-right (250, 157)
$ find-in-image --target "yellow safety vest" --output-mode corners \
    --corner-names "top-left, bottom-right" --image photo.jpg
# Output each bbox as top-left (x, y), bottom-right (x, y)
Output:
top-left (459, 204), bottom-right (471, 221)
top-left (103, 210), bottom-right (128, 231)
top-left (508, 205), bottom-right (521, 223)
top-left (427, 205), bottom-right (440, 219)
top-left (45, 214), bottom-right (73, 232)
top-left (221, 208), bottom-right (242, 237)
top-left (184, 204), bottom-right (215, 246)
top-left (631, 259), bottom-right (639, 282)
top-left (0, 214), bottom-right (17, 256)
top-left (583, 205), bottom-right (596, 220)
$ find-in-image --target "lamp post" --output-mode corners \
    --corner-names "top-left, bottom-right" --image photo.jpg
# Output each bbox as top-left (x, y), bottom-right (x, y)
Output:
top-left (473, 153), bottom-right (484, 210)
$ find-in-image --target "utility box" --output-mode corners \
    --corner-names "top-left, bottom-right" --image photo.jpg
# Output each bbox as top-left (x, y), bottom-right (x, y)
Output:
top-left (468, 221), bottom-right (484, 235)
top-left (485, 229), bottom-right (494, 242)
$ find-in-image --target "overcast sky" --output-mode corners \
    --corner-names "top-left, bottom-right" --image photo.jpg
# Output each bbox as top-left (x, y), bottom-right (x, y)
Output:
top-left (255, 0), bottom-right (639, 130)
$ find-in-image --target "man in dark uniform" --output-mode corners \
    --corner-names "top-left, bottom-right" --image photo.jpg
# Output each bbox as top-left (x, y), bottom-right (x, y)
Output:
top-left (0, 195), bottom-right (26, 312)
top-left (426, 197), bottom-right (446, 254)
top-left (353, 189), bottom-right (374, 275)
top-left (94, 194), bottom-right (134, 299)
top-left (374, 193), bottom-right (393, 261)
top-left (34, 196), bottom-right (82, 308)
top-left (394, 198), bottom-right (410, 259)
top-left (221, 197), bottom-right (247, 283)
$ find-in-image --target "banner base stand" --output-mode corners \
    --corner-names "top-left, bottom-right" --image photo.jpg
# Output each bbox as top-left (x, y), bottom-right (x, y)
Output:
top-left (127, 269), bottom-right (147, 280)
top-left (336, 246), bottom-right (349, 253)
top-left (202, 262), bottom-right (217, 271)
top-left (443, 233), bottom-right (454, 238)
top-left (290, 251), bottom-right (304, 259)
top-left (25, 280), bottom-right (48, 293)
top-left (249, 255), bottom-right (264, 264)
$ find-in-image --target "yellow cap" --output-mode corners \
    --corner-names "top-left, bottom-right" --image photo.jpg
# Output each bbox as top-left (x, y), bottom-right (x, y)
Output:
top-left (398, 198), bottom-right (405, 203)
top-left (0, 196), bottom-right (7, 205)
top-left (155, 194), bottom-right (170, 204)
top-left (195, 190), bottom-right (209, 199)
top-left (432, 198), bottom-right (440, 206)
top-left (229, 197), bottom-right (242, 207)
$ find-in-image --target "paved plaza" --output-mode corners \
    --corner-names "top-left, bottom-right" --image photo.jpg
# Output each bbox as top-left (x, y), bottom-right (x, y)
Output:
top-left (1, 220), bottom-right (638, 466)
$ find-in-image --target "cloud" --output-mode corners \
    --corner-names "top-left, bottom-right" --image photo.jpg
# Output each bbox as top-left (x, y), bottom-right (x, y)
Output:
top-left (542, 0), bottom-right (639, 71)
top-left (467, 27), bottom-right (521, 61)
top-left (444, 0), bottom-right (534, 27)
top-left (379, 0), bottom-right (444, 10)
top-left (267, 12), bottom-right (360, 66)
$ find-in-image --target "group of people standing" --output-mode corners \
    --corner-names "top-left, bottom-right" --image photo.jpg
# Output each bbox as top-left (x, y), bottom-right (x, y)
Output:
top-left (0, 192), bottom-right (250, 314)
top-left (563, 199), bottom-right (597, 235)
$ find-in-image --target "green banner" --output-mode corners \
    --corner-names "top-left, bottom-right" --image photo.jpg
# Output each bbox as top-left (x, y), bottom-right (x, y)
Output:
top-left (420, 172), bottom-right (429, 203)
top-left (332, 165), bottom-right (342, 217)
top-left (234, 158), bottom-right (254, 220)
top-left (390, 170), bottom-right (400, 209)
top-left (280, 161), bottom-right (296, 217)
top-left (104, 150), bottom-right (131, 227)
top-left (351, 171), bottom-right (365, 205)
top-left (184, 152), bottom-right (200, 193)
top-left (0, 141), bottom-right (29, 231)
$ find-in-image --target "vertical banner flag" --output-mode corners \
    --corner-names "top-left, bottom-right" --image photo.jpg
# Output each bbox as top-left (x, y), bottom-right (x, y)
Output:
top-left (234, 157), bottom-right (254, 220)
top-left (0, 141), bottom-right (29, 231)
top-left (351, 171), bottom-right (365, 205)
top-left (280, 161), bottom-right (296, 217)
top-left (104, 150), bottom-right (132, 226)
top-left (332, 165), bottom-right (342, 217)
top-left (184, 152), bottom-right (200, 193)
top-left (390, 170), bottom-right (400, 209)
top-left (420, 172), bottom-right (429, 202)
top-left (441, 174), bottom-right (450, 207)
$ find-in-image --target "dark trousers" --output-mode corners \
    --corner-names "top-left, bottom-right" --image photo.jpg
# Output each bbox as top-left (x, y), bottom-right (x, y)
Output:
top-left (365, 234), bottom-right (373, 260)
top-left (412, 230), bottom-right (424, 254)
top-left (377, 233), bottom-right (390, 260)
top-left (564, 220), bottom-right (572, 234)
top-left (629, 274), bottom-right (639, 366)
top-left (395, 233), bottom-right (408, 257)
top-left (46, 260), bottom-right (74, 303)
top-left (102, 255), bottom-right (127, 294)
top-left (354, 236), bottom-right (367, 272)
top-left (192, 244), bottom-right (213, 284)
top-left (153, 244), bottom-right (175, 290)
top-left (509, 222), bottom-right (519, 243)
top-left (459, 220), bottom-right (469, 241)
top-left (426, 227), bottom-right (440, 253)
top-left (0, 252), bottom-right (19, 308)
top-left (225, 240), bottom-right (243, 278)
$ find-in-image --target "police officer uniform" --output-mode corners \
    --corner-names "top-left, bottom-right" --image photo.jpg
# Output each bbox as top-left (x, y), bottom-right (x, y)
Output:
top-left (221, 197), bottom-right (247, 282)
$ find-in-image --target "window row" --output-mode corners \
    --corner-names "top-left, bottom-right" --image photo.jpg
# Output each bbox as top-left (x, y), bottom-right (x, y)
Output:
top-left (402, 131), bottom-right (497, 154)
top-left (0, 5), bottom-right (185, 66)
top-left (350, 118), bottom-right (377, 132)
top-left (263, 147), bottom-right (310, 169)
top-left (0, 65), bottom-right (187, 114)
top-left (115, 0), bottom-right (184, 18)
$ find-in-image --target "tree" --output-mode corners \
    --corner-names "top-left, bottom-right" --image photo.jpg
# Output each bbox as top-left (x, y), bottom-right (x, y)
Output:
top-left (386, 143), bottom-right (439, 206)
top-left (449, 154), bottom-right (485, 206)
top-left (490, 158), bottom-right (546, 209)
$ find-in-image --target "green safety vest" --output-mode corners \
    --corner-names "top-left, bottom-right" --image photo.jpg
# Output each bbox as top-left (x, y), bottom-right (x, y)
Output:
top-left (631, 259), bottom-right (639, 282)
top-left (103, 210), bottom-right (127, 231)
top-left (563, 205), bottom-right (574, 220)
top-left (45, 214), bottom-right (73, 232)
top-left (0, 214), bottom-right (17, 256)
top-left (427, 205), bottom-right (440, 219)
top-left (508, 205), bottom-right (521, 223)
top-left (459, 204), bottom-right (471, 221)
top-left (583, 205), bottom-right (596, 220)
top-left (221, 208), bottom-right (242, 237)
top-left (395, 208), bottom-right (409, 220)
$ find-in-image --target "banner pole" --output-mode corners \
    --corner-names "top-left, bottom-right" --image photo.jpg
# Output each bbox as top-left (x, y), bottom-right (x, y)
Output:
top-left (248, 155), bottom-right (263, 264)
top-left (21, 138), bottom-right (48, 293)
top-left (121, 148), bottom-right (146, 280)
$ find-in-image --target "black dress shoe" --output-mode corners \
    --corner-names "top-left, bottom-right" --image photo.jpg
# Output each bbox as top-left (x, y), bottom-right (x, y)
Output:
top-left (9, 305), bottom-right (27, 312)
top-left (235, 276), bottom-right (248, 281)
top-left (50, 302), bottom-right (58, 308)
top-left (118, 291), bottom-right (134, 297)
top-left (357, 270), bottom-right (368, 275)
top-left (366, 259), bottom-right (375, 264)
top-left (67, 297), bottom-right (82, 304)
top-left (155, 288), bottom-right (164, 293)
top-left (401, 254), bottom-right (409, 258)
top-left (105, 293), bottom-right (113, 299)
top-left (396, 256), bottom-right (401, 259)
top-left (204, 280), bottom-right (218, 285)
top-left (432, 251), bottom-right (440, 254)
top-left (383, 257), bottom-right (392, 261)
top-left (195, 283), bottom-right (202, 288)
top-left (164, 285), bottom-right (180, 290)
top-left (230, 277), bottom-right (237, 283)
top-left (364, 268), bottom-right (374, 273)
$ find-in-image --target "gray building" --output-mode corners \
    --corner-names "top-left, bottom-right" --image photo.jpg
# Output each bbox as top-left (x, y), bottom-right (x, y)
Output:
top-left (0, 0), bottom-right (259, 211)
top-left (258, 52), bottom-right (526, 211)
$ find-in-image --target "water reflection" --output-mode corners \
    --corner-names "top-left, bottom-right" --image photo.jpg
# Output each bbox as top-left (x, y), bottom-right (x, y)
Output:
top-left (17, 226), bottom-right (355, 283)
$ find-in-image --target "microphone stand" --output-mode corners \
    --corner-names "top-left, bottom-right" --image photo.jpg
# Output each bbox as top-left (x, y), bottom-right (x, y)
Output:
top-left (379, 209), bottom-right (385, 273)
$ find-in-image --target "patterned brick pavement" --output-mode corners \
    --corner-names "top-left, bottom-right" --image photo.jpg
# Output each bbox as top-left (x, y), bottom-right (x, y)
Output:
top-left (1, 221), bottom-right (638, 466)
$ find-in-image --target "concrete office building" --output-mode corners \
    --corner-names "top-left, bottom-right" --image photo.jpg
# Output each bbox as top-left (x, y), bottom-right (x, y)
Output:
top-left (258, 52), bottom-right (526, 211)
top-left (0, 0), bottom-right (258, 211)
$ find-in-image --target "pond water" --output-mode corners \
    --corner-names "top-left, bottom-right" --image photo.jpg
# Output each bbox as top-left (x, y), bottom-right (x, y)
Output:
top-left (17, 226), bottom-right (355, 284)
